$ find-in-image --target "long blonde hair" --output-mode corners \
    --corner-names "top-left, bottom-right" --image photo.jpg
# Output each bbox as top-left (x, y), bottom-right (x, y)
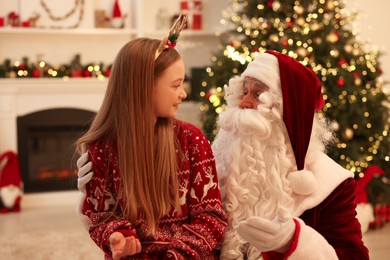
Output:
top-left (76, 37), bottom-right (181, 234)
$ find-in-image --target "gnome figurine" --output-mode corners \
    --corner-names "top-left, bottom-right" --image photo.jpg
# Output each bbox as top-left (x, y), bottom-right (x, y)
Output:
top-left (0, 151), bottom-right (23, 213)
top-left (111, 0), bottom-right (127, 28)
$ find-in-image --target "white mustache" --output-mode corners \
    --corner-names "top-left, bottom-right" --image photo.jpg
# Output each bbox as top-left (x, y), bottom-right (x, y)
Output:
top-left (218, 107), bottom-right (275, 138)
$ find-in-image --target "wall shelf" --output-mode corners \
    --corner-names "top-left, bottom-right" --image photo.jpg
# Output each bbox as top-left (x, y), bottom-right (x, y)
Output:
top-left (0, 27), bottom-right (137, 36)
top-left (0, 0), bottom-right (229, 73)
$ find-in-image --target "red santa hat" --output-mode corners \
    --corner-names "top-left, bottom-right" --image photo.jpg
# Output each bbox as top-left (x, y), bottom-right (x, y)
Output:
top-left (241, 50), bottom-right (325, 195)
top-left (0, 150), bottom-right (23, 212)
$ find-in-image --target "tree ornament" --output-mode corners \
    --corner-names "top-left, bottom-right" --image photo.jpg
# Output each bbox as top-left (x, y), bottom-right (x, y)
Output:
top-left (344, 44), bottom-right (353, 53)
top-left (296, 47), bottom-right (307, 57)
top-left (327, 0), bottom-right (335, 10)
top-left (270, 34), bottom-right (279, 42)
top-left (330, 49), bottom-right (339, 57)
top-left (343, 128), bottom-right (354, 140)
top-left (354, 78), bottom-right (362, 86)
top-left (337, 77), bottom-right (345, 87)
top-left (272, 1), bottom-right (281, 11)
top-left (314, 37), bottom-right (322, 44)
top-left (296, 17), bottom-right (305, 26)
top-left (338, 59), bottom-right (347, 67)
top-left (326, 31), bottom-right (339, 43)
top-left (281, 38), bottom-right (289, 47)
top-left (294, 5), bottom-right (304, 15)
top-left (285, 20), bottom-right (294, 28)
top-left (205, 91), bottom-right (212, 100)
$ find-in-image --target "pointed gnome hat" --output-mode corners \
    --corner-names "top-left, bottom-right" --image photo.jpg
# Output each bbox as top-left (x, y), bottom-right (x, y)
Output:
top-left (112, 0), bottom-right (122, 18)
top-left (242, 50), bottom-right (325, 195)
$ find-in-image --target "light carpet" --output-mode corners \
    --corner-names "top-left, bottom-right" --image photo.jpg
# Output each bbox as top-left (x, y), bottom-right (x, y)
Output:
top-left (0, 229), bottom-right (103, 259)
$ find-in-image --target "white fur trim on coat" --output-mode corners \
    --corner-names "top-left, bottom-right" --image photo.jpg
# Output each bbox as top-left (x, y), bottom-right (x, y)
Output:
top-left (291, 152), bottom-right (353, 217)
top-left (286, 218), bottom-right (338, 259)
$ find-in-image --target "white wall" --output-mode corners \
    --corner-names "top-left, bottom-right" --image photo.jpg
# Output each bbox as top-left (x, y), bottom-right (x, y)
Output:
top-left (348, 0), bottom-right (390, 93)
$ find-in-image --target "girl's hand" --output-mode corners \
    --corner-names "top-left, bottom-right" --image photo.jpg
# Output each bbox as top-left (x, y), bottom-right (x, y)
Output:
top-left (109, 232), bottom-right (142, 260)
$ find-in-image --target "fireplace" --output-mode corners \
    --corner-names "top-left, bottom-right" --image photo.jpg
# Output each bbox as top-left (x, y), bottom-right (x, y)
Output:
top-left (17, 108), bottom-right (95, 193)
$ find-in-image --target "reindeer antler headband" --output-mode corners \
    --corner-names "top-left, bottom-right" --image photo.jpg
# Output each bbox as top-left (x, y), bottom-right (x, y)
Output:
top-left (154, 13), bottom-right (187, 60)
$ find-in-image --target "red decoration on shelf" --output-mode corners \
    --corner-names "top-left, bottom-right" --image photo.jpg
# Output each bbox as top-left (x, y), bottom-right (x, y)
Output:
top-left (7, 12), bottom-right (20, 27)
top-left (267, 0), bottom-right (274, 8)
top-left (22, 21), bottom-right (30, 27)
top-left (192, 0), bottom-right (202, 30)
top-left (111, 0), bottom-right (126, 28)
top-left (82, 69), bottom-right (91, 77)
top-left (71, 70), bottom-right (82, 78)
top-left (32, 69), bottom-right (41, 78)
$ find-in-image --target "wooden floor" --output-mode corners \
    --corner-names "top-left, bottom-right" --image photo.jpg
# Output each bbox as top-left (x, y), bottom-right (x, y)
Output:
top-left (0, 204), bottom-right (389, 259)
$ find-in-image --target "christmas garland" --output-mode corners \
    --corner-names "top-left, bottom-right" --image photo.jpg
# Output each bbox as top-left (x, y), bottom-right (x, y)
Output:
top-left (0, 55), bottom-right (111, 79)
top-left (40, 0), bottom-right (85, 28)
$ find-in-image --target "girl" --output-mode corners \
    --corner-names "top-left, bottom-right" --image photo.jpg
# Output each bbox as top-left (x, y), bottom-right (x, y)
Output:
top-left (75, 16), bottom-right (227, 260)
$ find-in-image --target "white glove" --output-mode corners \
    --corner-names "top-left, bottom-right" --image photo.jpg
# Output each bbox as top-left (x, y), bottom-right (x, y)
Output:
top-left (76, 146), bottom-right (93, 191)
top-left (235, 207), bottom-right (296, 253)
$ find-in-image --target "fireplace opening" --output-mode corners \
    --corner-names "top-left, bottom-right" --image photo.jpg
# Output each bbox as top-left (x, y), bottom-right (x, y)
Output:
top-left (17, 108), bottom-right (95, 193)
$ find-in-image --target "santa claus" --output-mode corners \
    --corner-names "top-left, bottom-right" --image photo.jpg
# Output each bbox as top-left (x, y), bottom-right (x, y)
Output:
top-left (212, 51), bottom-right (369, 259)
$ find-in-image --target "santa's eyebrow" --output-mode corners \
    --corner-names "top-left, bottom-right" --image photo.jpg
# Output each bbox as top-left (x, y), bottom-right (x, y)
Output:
top-left (253, 81), bottom-right (269, 91)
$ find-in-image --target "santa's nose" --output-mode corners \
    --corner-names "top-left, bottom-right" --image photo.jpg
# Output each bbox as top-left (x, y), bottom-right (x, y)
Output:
top-left (239, 94), bottom-right (259, 109)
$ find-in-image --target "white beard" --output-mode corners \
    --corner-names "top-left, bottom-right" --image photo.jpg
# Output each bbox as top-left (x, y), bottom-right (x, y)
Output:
top-left (213, 106), bottom-right (295, 260)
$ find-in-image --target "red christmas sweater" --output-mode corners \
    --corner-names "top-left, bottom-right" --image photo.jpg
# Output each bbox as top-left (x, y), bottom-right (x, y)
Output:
top-left (79, 120), bottom-right (228, 259)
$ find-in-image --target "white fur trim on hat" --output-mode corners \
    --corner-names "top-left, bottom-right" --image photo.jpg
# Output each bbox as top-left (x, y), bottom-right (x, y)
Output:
top-left (241, 53), bottom-right (282, 96)
top-left (287, 169), bottom-right (317, 195)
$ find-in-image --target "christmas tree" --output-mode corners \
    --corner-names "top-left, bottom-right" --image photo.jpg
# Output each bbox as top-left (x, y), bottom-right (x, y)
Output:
top-left (200, 0), bottom-right (389, 183)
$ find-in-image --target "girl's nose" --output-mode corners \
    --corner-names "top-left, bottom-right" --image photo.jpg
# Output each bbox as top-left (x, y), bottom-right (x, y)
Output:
top-left (180, 86), bottom-right (187, 100)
